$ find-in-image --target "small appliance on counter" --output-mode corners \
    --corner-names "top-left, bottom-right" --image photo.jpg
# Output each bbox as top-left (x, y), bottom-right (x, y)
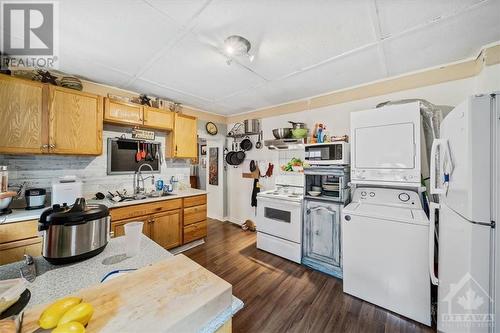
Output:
top-left (51, 176), bottom-right (82, 205)
top-left (25, 188), bottom-right (46, 210)
top-left (39, 198), bottom-right (110, 264)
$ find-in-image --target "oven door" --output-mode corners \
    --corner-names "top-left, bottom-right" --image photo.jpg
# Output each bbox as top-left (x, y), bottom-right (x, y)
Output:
top-left (256, 196), bottom-right (302, 243)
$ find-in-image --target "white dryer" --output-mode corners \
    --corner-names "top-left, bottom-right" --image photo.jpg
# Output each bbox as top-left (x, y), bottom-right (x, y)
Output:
top-left (342, 187), bottom-right (431, 326)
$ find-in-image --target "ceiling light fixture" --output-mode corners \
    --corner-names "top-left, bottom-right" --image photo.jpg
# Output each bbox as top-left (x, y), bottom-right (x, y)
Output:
top-left (223, 35), bottom-right (254, 65)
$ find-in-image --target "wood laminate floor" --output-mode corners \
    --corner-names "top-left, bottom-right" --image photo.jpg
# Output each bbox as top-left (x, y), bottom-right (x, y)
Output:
top-left (184, 219), bottom-right (435, 333)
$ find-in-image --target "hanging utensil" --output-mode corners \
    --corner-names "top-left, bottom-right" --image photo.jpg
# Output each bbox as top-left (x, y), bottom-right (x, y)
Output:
top-left (141, 142), bottom-right (146, 159)
top-left (155, 144), bottom-right (160, 160)
top-left (255, 131), bottom-right (262, 149)
top-left (135, 141), bottom-right (141, 162)
top-left (146, 143), bottom-right (153, 161)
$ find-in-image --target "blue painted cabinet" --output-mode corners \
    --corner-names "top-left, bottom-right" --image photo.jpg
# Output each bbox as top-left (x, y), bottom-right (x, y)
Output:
top-left (302, 200), bottom-right (342, 278)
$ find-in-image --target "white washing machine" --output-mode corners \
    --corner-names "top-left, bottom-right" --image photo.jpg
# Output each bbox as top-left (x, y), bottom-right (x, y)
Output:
top-left (342, 187), bottom-right (431, 326)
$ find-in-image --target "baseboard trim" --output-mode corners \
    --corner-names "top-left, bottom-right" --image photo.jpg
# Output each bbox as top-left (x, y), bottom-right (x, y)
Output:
top-left (170, 239), bottom-right (205, 255)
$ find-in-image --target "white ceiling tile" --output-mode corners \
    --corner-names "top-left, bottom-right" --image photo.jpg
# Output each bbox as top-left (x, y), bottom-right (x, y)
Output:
top-left (58, 0), bottom-right (182, 75)
top-left (145, 0), bottom-right (210, 27)
top-left (138, 33), bottom-right (266, 100)
top-left (128, 78), bottom-right (221, 112)
top-left (191, 0), bottom-right (377, 80)
top-left (58, 53), bottom-right (134, 88)
top-left (383, 0), bottom-right (500, 76)
top-left (376, 0), bottom-right (484, 38)
top-left (218, 45), bottom-right (385, 112)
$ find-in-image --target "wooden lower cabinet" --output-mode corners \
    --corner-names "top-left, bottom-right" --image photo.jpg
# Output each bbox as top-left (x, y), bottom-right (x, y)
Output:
top-left (107, 195), bottom-right (209, 251)
top-left (183, 220), bottom-right (207, 243)
top-left (0, 219), bottom-right (42, 264)
top-left (111, 210), bottom-right (181, 250)
top-left (150, 210), bottom-right (181, 249)
top-left (0, 238), bottom-right (42, 265)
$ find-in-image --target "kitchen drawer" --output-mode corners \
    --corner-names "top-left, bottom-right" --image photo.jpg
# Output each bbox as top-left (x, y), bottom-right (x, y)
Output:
top-left (110, 199), bottom-right (182, 221)
top-left (0, 219), bottom-right (39, 244)
top-left (183, 220), bottom-right (207, 243)
top-left (183, 204), bottom-right (207, 226)
top-left (183, 195), bottom-right (206, 208)
top-left (0, 238), bottom-right (42, 265)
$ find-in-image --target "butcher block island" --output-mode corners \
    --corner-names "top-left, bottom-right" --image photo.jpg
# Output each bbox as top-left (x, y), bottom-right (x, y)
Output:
top-left (0, 235), bottom-right (239, 333)
top-left (21, 256), bottom-right (233, 333)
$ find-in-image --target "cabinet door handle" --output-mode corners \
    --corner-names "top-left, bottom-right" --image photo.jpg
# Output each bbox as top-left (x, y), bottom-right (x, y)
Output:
top-left (40, 144), bottom-right (49, 151)
top-left (49, 144), bottom-right (56, 149)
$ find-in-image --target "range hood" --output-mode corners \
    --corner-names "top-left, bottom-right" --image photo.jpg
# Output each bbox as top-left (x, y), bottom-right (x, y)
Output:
top-left (264, 139), bottom-right (305, 150)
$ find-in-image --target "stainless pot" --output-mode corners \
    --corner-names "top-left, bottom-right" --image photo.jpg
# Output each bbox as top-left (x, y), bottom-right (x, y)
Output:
top-left (39, 198), bottom-right (110, 264)
top-left (288, 121), bottom-right (306, 129)
top-left (244, 119), bottom-right (260, 134)
top-left (272, 128), bottom-right (293, 139)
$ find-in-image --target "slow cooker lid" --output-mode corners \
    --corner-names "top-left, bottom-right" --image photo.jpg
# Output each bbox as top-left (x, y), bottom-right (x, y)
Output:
top-left (44, 198), bottom-right (109, 225)
top-left (26, 188), bottom-right (46, 196)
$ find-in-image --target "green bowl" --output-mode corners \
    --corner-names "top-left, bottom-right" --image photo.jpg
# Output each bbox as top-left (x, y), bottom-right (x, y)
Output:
top-left (292, 128), bottom-right (308, 139)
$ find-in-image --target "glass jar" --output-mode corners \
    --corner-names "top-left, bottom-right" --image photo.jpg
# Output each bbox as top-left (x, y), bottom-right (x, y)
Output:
top-left (0, 166), bottom-right (7, 193)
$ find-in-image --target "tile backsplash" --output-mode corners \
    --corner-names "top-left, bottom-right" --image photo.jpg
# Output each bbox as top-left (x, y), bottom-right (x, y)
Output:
top-left (0, 125), bottom-right (191, 197)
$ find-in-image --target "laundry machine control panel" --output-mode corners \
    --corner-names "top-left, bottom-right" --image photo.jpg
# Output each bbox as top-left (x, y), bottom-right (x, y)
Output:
top-left (353, 188), bottom-right (421, 208)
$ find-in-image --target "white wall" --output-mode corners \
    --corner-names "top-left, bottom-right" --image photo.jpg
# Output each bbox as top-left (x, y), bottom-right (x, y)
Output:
top-left (197, 121), bottom-right (228, 220)
top-left (226, 64), bottom-right (500, 225)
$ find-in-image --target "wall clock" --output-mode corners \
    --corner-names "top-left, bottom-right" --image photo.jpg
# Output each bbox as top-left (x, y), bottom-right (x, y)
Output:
top-left (206, 122), bottom-right (218, 135)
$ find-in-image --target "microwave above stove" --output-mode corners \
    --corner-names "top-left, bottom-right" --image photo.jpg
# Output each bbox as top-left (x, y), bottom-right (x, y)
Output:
top-left (305, 142), bottom-right (349, 165)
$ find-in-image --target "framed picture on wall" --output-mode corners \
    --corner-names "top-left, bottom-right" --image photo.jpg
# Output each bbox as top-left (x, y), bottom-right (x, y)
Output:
top-left (200, 144), bottom-right (207, 155)
top-left (208, 147), bottom-right (219, 186)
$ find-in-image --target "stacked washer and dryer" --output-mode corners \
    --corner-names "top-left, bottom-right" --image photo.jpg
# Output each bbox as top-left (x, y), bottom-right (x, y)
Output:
top-left (342, 102), bottom-right (433, 326)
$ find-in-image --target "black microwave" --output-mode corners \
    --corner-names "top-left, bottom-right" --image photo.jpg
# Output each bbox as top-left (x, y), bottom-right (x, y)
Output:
top-left (304, 142), bottom-right (350, 165)
top-left (107, 138), bottom-right (160, 175)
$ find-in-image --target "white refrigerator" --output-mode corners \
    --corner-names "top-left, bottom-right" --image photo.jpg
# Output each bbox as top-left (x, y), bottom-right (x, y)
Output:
top-left (430, 93), bottom-right (499, 333)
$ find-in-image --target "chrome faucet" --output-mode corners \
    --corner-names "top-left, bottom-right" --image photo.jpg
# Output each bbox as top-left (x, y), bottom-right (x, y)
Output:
top-left (134, 164), bottom-right (155, 194)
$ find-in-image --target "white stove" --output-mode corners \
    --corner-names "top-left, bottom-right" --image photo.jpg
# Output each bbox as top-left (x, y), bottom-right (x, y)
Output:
top-left (256, 176), bottom-right (304, 263)
top-left (257, 186), bottom-right (304, 202)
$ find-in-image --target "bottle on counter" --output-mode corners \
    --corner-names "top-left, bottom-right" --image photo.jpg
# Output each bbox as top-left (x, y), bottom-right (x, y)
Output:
top-left (0, 166), bottom-right (7, 193)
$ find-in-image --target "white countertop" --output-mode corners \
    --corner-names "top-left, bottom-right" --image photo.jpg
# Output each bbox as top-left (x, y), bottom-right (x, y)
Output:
top-left (0, 188), bottom-right (207, 225)
top-left (0, 235), bottom-right (172, 306)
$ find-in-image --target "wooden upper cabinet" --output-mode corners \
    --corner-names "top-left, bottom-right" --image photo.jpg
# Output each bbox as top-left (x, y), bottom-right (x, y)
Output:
top-left (104, 98), bottom-right (143, 126)
top-left (167, 113), bottom-right (197, 158)
top-left (0, 75), bottom-right (48, 154)
top-left (150, 210), bottom-right (181, 249)
top-left (143, 106), bottom-right (173, 130)
top-left (48, 86), bottom-right (103, 155)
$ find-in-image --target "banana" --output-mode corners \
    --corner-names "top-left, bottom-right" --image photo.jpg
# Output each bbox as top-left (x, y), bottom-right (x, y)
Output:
top-left (38, 297), bottom-right (82, 329)
top-left (52, 321), bottom-right (86, 333)
top-left (58, 302), bottom-right (94, 327)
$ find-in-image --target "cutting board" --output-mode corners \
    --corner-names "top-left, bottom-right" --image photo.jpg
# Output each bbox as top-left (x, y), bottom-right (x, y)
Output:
top-left (21, 255), bottom-right (232, 333)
